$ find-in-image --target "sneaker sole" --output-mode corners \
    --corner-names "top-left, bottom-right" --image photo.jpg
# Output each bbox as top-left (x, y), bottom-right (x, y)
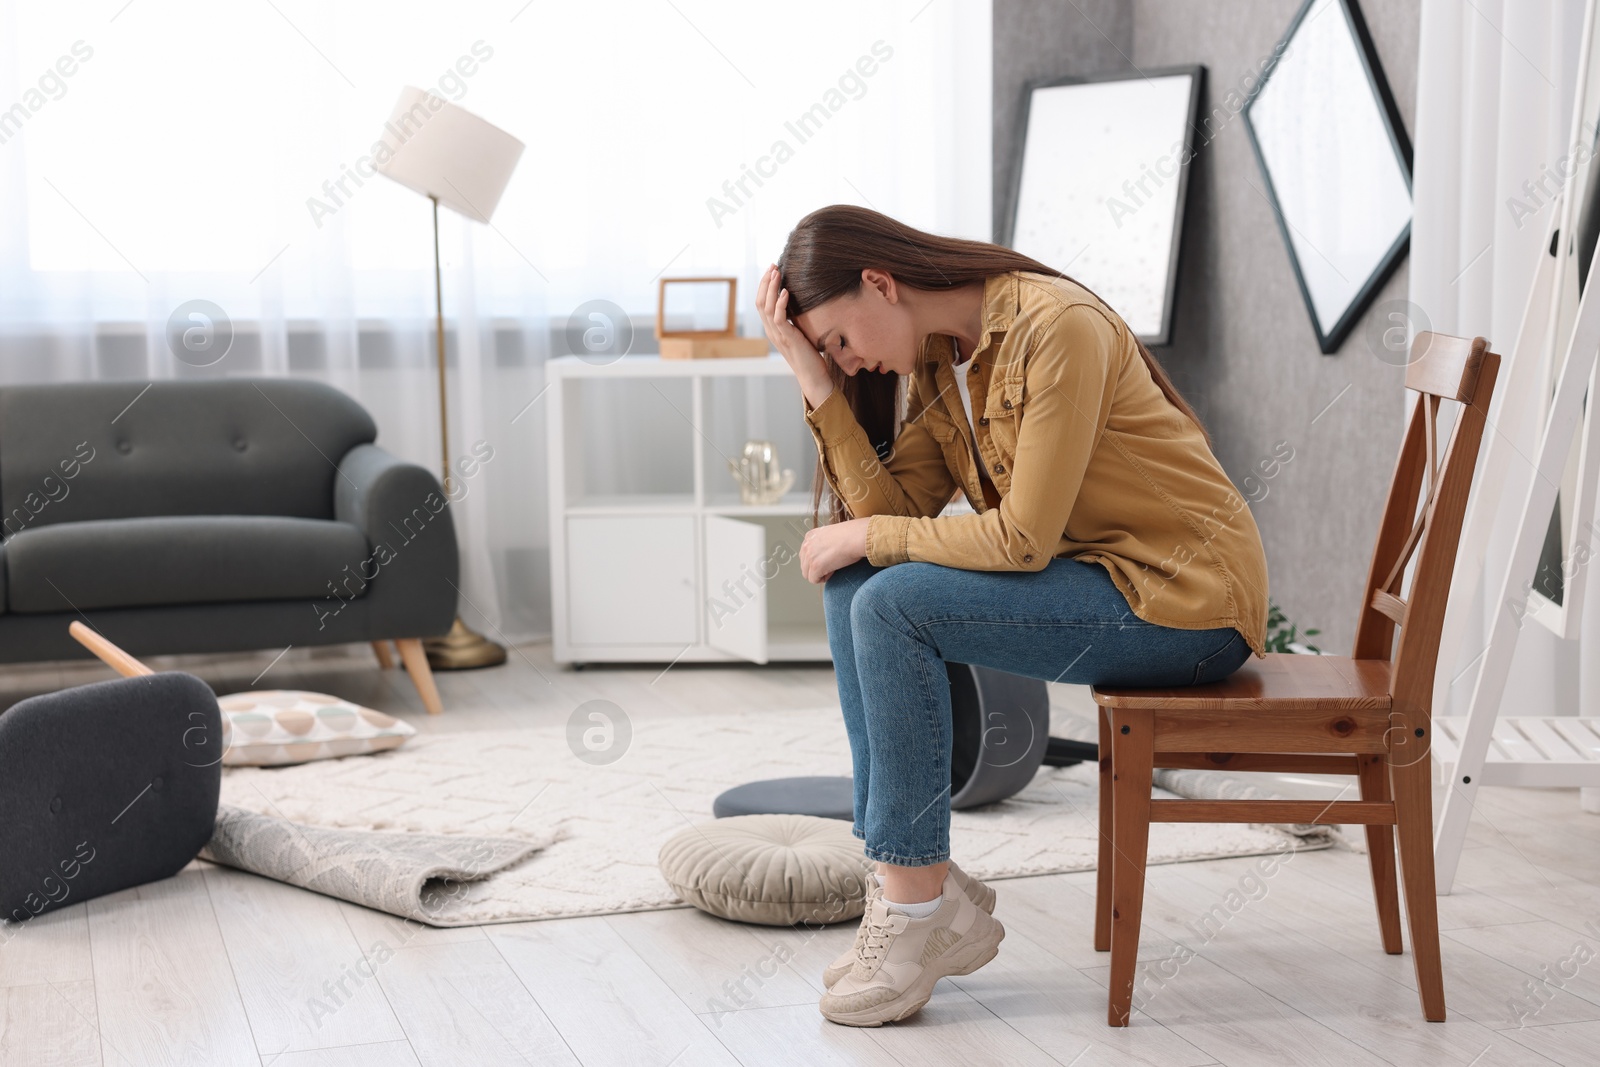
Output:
top-left (819, 917), bottom-right (1005, 1027)
top-left (821, 882), bottom-right (998, 990)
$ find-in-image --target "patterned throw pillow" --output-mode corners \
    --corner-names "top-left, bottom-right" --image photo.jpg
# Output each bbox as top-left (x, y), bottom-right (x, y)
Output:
top-left (218, 690), bottom-right (415, 767)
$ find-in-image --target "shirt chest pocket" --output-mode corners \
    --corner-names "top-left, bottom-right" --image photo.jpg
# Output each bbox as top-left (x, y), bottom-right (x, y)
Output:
top-left (912, 405), bottom-right (982, 488)
top-left (980, 375), bottom-right (1026, 475)
top-left (915, 406), bottom-right (960, 444)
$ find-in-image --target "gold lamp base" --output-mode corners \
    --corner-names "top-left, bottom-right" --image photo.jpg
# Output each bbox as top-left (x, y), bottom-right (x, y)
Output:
top-left (423, 617), bottom-right (508, 670)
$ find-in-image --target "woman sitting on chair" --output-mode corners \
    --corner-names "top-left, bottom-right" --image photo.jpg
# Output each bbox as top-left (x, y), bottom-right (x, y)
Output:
top-left (754, 203), bottom-right (1270, 1027)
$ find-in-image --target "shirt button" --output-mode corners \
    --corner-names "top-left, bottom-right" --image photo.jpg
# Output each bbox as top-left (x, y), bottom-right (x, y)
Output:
top-left (1023, 554), bottom-right (1033, 562)
top-left (993, 462), bottom-right (1004, 473)
top-left (1002, 398), bottom-right (1012, 409)
top-left (978, 416), bottom-right (988, 426)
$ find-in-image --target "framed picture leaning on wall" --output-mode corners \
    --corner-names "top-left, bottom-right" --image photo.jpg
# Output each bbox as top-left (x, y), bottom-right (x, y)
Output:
top-left (1003, 65), bottom-right (1204, 348)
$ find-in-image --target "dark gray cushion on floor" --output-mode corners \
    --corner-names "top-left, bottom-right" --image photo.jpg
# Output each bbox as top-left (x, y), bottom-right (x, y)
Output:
top-left (5, 515), bottom-right (370, 614)
top-left (0, 671), bottom-right (222, 923)
top-left (713, 777), bottom-right (854, 820)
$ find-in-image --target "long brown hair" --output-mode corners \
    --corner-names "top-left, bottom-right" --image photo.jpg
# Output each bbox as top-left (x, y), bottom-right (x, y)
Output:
top-left (775, 203), bottom-right (1209, 526)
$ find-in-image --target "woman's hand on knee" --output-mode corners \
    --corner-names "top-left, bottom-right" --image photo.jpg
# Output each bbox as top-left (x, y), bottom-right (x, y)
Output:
top-left (801, 518), bottom-right (870, 584)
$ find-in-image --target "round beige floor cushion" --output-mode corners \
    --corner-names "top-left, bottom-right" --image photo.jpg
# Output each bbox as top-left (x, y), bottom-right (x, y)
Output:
top-left (658, 814), bottom-right (875, 926)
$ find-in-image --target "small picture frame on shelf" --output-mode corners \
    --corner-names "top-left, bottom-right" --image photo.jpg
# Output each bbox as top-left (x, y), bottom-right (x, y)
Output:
top-left (656, 276), bottom-right (770, 360)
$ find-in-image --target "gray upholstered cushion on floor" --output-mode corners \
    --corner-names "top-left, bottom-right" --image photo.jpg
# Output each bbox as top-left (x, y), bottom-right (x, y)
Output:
top-left (0, 672), bottom-right (223, 922)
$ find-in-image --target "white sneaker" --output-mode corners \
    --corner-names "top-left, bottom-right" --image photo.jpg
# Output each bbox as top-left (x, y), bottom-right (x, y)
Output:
top-left (818, 869), bottom-right (1005, 1027)
top-left (822, 861), bottom-right (994, 989)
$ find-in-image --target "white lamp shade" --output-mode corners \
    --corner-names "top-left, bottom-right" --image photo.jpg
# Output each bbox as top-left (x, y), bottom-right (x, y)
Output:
top-left (374, 86), bottom-right (524, 223)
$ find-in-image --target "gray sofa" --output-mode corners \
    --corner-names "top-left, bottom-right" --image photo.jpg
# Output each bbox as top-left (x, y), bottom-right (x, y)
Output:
top-left (0, 378), bottom-right (458, 712)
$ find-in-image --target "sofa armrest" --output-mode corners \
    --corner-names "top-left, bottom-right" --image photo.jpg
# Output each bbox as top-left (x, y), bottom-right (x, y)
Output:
top-left (333, 444), bottom-right (459, 639)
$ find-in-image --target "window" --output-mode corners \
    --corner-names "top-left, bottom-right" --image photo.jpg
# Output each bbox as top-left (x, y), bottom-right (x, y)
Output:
top-left (2, 0), bottom-right (991, 322)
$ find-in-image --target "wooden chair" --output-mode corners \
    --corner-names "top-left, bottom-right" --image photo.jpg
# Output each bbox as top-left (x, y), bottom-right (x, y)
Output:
top-left (1090, 331), bottom-right (1501, 1027)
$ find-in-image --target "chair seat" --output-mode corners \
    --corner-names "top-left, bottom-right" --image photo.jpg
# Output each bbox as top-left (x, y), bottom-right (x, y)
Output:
top-left (1091, 652), bottom-right (1392, 711)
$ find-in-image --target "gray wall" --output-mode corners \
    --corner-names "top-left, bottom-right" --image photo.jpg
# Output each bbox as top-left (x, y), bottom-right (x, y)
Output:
top-left (994, 0), bottom-right (1422, 654)
top-left (994, 0), bottom-right (1131, 243)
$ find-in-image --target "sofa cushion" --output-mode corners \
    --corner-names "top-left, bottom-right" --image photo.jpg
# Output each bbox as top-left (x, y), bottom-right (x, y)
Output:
top-left (0, 378), bottom-right (376, 531)
top-left (5, 515), bottom-right (370, 614)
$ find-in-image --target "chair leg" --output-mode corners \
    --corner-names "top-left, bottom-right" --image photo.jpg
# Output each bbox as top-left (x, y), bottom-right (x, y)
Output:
top-left (1358, 753), bottom-right (1404, 954)
top-left (395, 638), bottom-right (444, 715)
top-left (1391, 750), bottom-right (1446, 1021)
top-left (371, 641), bottom-right (395, 670)
top-left (1107, 706), bottom-right (1154, 1027)
top-left (1095, 703), bottom-right (1113, 952)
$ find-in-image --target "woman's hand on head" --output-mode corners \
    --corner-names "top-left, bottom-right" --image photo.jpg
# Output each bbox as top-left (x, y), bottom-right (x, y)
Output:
top-left (756, 265), bottom-right (834, 408)
top-left (799, 517), bottom-right (870, 584)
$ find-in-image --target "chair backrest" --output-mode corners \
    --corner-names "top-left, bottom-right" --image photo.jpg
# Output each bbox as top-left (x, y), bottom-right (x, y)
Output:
top-left (1351, 332), bottom-right (1502, 719)
top-left (0, 378), bottom-right (377, 534)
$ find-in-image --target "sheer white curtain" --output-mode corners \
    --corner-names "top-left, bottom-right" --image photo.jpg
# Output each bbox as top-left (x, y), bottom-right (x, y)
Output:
top-left (0, 0), bottom-right (992, 644)
top-left (1411, 0), bottom-right (1586, 721)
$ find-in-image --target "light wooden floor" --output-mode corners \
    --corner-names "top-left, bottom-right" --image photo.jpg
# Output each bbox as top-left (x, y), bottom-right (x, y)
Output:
top-left (1, 642), bottom-right (1597, 1066)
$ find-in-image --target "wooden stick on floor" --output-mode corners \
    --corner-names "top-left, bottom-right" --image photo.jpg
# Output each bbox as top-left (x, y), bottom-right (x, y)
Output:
top-left (68, 621), bottom-right (153, 677)
top-left (69, 620), bottom-right (444, 716)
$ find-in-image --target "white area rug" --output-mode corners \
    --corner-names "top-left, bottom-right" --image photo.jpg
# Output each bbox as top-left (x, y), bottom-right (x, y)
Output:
top-left (216, 706), bottom-right (1329, 926)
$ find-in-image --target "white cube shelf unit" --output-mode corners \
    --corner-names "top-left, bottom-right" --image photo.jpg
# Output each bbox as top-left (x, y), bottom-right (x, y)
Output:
top-left (546, 353), bottom-right (831, 666)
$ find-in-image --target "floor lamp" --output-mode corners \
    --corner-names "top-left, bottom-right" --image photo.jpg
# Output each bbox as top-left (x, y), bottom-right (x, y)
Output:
top-left (375, 86), bottom-right (525, 670)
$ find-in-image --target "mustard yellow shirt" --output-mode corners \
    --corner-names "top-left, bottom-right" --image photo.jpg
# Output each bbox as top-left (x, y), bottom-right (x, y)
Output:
top-left (801, 270), bottom-right (1270, 659)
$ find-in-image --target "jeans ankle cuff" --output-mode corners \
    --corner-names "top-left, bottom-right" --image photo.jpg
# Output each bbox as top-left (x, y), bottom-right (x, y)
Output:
top-left (861, 844), bottom-right (950, 867)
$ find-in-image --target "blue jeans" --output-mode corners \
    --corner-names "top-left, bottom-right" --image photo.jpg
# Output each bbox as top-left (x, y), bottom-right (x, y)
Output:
top-left (823, 556), bottom-right (1253, 868)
